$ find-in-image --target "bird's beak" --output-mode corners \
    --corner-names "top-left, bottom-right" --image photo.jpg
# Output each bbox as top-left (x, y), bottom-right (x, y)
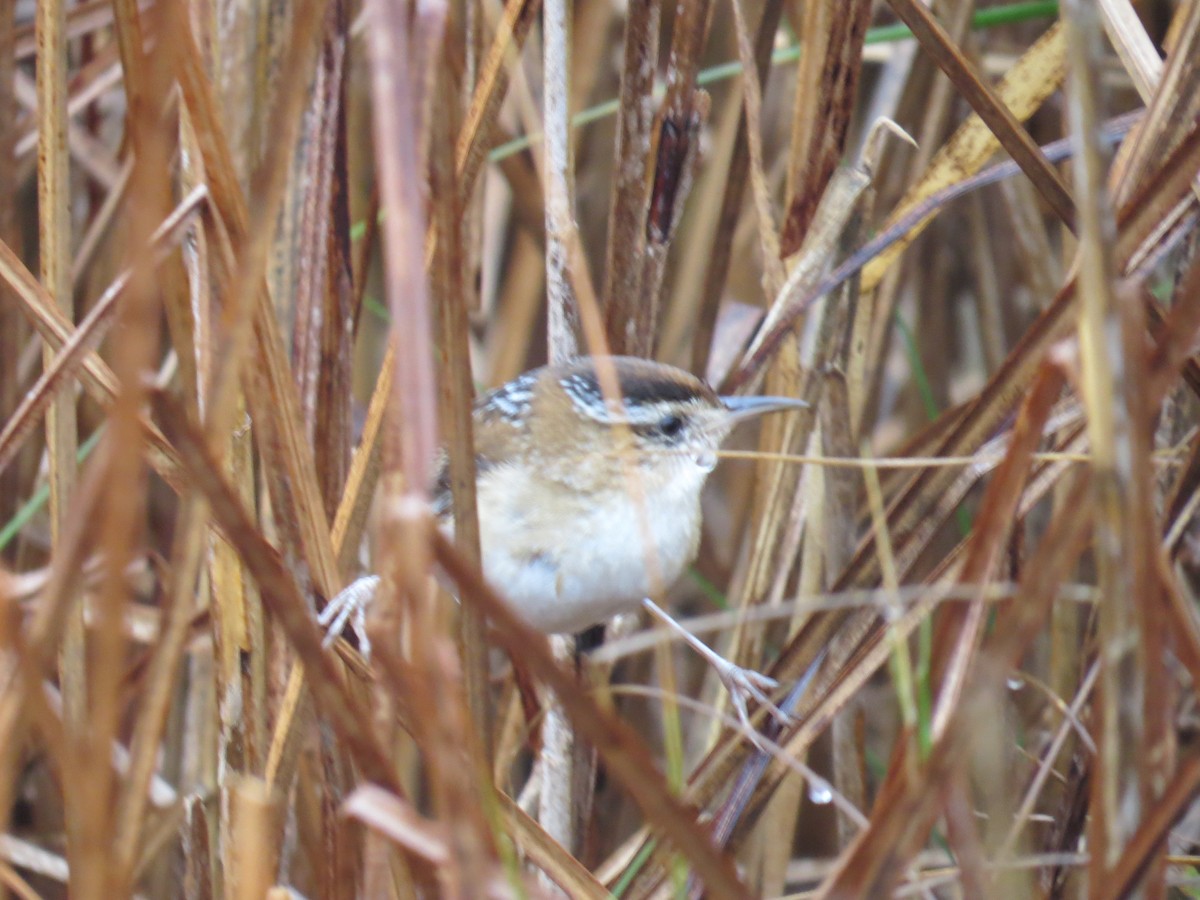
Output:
top-left (720, 394), bottom-right (808, 424)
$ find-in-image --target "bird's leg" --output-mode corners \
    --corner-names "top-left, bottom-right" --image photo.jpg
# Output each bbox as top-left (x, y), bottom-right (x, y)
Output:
top-left (641, 598), bottom-right (792, 736)
top-left (317, 575), bottom-right (381, 659)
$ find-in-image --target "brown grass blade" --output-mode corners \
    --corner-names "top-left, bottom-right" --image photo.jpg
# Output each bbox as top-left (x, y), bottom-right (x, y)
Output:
top-left (543, 0), bottom-right (581, 361)
top-left (883, 0), bottom-right (1076, 230)
top-left (687, 0), bottom-right (784, 376)
top-left (499, 795), bottom-right (610, 898)
top-left (0, 187), bottom-right (205, 477)
top-left (1111, 0), bottom-right (1200, 205)
top-left (637, 89), bottom-right (709, 354)
top-left (430, 56), bottom-right (491, 763)
top-left (366, 2), bottom-right (500, 891)
top-left (341, 785), bottom-right (452, 868)
top-left (1062, 1), bottom-right (1160, 886)
top-left (601, 0), bottom-right (660, 341)
top-left (71, 3), bottom-right (181, 891)
top-left (34, 0), bottom-right (74, 551)
top-left (0, 0), bottom-right (16, 533)
top-left (729, 0), bottom-right (783, 302)
top-left (779, 0), bottom-right (871, 255)
top-left (1099, 753), bottom-right (1200, 900)
top-left (283, 0), bottom-right (354, 520)
top-left (228, 777), bottom-right (276, 899)
top-left (112, 494), bottom-right (209, 883)
top-left (34, 7), bottom-right (82, 855)
top-left (862, 22), bottom-right (1067, 294)
top-left (0, 235), bottom-right (186, 491)
top-left (459, 0), bottom-right (542, 199)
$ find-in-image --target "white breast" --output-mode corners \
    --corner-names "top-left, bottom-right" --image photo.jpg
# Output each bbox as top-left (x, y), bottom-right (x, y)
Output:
top-left (472, 463), bottom-right (707, 633)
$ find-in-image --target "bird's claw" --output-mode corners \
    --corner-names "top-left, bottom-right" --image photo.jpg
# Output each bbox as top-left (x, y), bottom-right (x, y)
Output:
top-left (711, 656), bottom-right (793, 740)
top-left (317, 575), bottom-right (380, 660)
top-left (640, 597), bottom-right (792, 745)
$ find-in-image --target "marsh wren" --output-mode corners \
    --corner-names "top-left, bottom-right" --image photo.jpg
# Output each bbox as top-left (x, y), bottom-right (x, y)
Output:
top-left (321, 356), bottom-right (805, 723)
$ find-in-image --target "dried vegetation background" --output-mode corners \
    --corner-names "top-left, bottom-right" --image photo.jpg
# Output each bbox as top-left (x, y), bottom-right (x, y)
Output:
top-left (2, 0), bottom-right (1200, 897)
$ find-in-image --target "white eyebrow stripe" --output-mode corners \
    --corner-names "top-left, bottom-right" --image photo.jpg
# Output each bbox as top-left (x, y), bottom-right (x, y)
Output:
top-left (559, 372), bottom-right (706, 426)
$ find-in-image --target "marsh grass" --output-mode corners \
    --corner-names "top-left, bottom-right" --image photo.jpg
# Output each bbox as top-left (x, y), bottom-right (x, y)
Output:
top-left (2, 1), bottom-right (1200, 897)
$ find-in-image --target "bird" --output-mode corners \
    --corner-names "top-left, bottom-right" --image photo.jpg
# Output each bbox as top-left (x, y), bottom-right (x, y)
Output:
top-left (319, 355), bottom-right (806, 726)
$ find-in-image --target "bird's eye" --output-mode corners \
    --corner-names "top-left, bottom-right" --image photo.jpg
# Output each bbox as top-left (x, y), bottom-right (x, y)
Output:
top-left (657, 414), bottom-right (685, 439)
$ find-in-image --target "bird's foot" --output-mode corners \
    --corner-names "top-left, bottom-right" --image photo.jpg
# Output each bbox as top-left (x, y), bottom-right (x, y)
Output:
top-left (317, 575), bottom-right (381, 660)
top-left (641, 598), bottom-right (792, 742)
top-left (706, 654), bottom-right (793, 734)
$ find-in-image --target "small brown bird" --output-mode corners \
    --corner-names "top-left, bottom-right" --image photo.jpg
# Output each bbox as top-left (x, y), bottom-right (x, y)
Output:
top-left (321, 356), bottom-right (805, 722)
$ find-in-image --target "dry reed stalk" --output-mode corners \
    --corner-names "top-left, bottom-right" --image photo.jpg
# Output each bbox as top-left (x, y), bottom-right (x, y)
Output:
top-left (285, 0), bottom-right (355, 520)
top-left (684, 1), bottom-right (782, 378)
top-left (542, 0), bottom-right (579, 363)
top-left (779, 0), bottom-right (871, 255)
top-left (34, 6), bottom-right (82, 847)
top-left (428, 3), bottom-right (493, 806)
top-left (537, 0), bottom-right (581, 873)
top-left (8, 2), bottom-right (1200, 896)
top-left (1063, 2), bottom-right (1155, 889)
top-left (0, 0), bottom-right (17, 534)
top-left (601, 0), bottom-right (660, 341)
